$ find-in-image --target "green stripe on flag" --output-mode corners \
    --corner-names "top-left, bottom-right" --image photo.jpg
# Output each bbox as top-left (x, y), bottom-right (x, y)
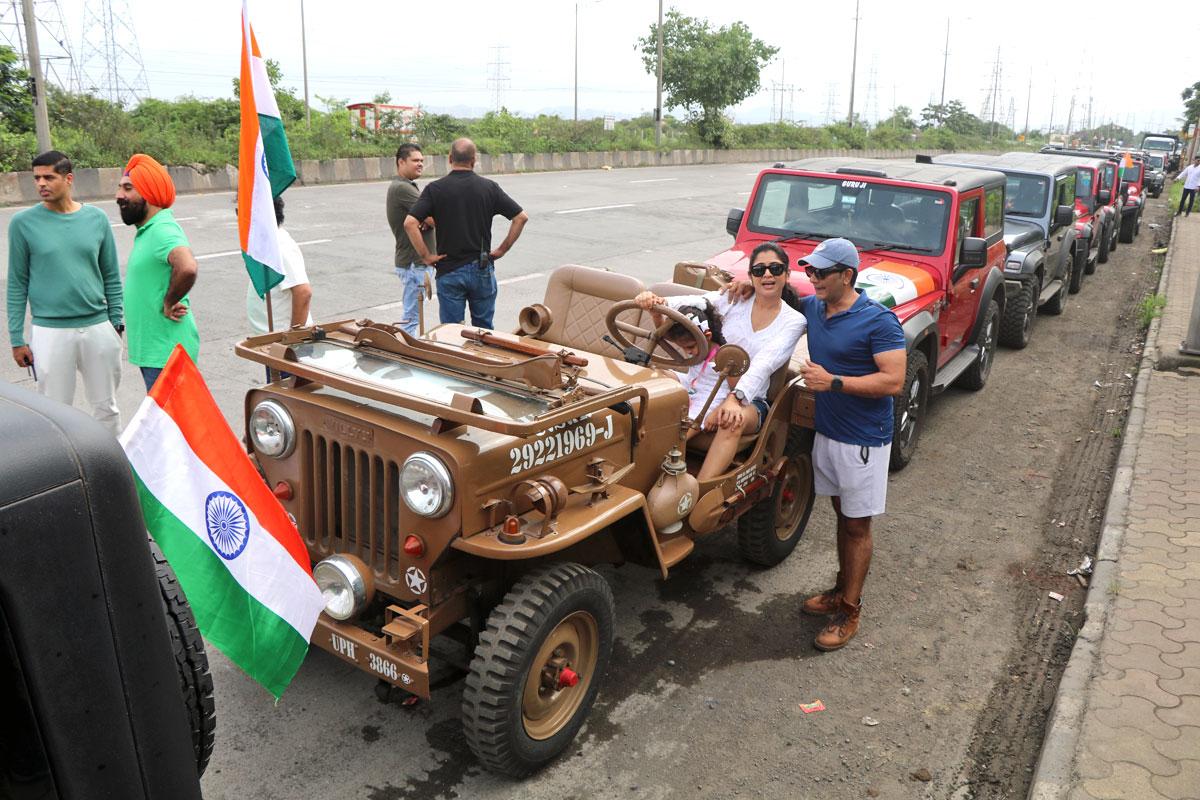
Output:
top-left (259, 113), bottom-right (296, 198)
top-left (244, 251), bottom-right (285, 299)
top-left (134, 473), bottom-right (311, 698)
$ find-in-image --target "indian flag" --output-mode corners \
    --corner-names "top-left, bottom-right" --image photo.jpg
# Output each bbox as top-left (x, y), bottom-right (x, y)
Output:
top-left (239, 0), bottom-right (297, 299)
top-left (120, 346), bottom-right (324, 698)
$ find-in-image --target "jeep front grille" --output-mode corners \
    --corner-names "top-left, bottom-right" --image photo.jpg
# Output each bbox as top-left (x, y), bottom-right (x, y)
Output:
top-left (302, 432), bottom-right (401, 580)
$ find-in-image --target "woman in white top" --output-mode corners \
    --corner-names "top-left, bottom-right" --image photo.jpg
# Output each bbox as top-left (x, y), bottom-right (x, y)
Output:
top-left (635, 242), bottom-right (807, 480)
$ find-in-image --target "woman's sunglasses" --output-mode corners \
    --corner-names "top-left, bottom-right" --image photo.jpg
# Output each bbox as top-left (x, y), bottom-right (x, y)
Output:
top-left (749, 262), bottom-right (788, 277)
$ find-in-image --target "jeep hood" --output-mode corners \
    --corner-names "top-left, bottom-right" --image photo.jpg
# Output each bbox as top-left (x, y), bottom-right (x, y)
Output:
top-left (1003, 218), bottom-right (1044, 251)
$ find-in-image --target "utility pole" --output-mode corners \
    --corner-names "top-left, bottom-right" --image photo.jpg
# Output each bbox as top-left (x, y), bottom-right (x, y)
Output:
top-left (1065, 94), bottom-right (1075, 140)
top-left (654, 0), bottom-right (663, 155)
top-left (939, 18), bottom-right (949, 107)
top-left (1023, 73), bottom-right (1031, 140)
top-left (573, 2), bottom-right (578, 122)
top-left (300, 0), bottom-right (310, 128)
top-left (21, 0), bottom-right (51, 151)
top-left (847, 0), bottom-right (859, 127)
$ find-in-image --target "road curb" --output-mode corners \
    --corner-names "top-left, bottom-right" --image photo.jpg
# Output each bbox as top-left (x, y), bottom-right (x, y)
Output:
top-left (1025, 215), bottom-right (1175, 799)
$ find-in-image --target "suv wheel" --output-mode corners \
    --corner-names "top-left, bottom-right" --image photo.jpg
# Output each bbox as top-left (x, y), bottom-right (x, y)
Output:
top-left (889, 349), bottom-right (929, 471)
top-left (999, 276), bottom-right (1037, 349)
top-left (737, 427), bottom-right (815, 566)
top-left (1119, 214), bottom-right (1136, 243)
top-left (149, 535), bottom-right (216, 778)
top-left (1068, 248), bottom-right (1085, 294)
top-left (462, 563), bottom-right (614, 777)
top-left (1095, 222), bottom-right (1111, 266)
top-left (957, 300), bottom-right (999, 391)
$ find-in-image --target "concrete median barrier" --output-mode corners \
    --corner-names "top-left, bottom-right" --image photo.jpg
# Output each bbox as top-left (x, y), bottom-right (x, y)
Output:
top-left (1, 147), bottom-right (957, 206)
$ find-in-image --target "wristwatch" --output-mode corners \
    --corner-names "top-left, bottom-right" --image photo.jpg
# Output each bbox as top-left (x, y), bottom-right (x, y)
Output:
top-left (731, 389), bottom-right (749, 405)
top-left (830, 377), bottom-right (844, 392)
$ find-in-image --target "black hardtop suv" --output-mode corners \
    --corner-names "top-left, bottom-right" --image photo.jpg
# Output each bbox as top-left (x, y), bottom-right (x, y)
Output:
top-left (929, 152), bottom-right (1080, 348)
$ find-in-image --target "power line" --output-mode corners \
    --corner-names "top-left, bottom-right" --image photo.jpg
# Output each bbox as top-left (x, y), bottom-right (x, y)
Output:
top-left (78, 0), bottom-right (148, 103)
top-left (0, 0), bottom-right (78, 90)
top-left (486, 45), bottom-right (509, 112)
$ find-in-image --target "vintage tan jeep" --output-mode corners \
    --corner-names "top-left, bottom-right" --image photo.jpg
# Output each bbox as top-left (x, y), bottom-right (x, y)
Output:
top-left (236, 263), bottom-right (816, 776)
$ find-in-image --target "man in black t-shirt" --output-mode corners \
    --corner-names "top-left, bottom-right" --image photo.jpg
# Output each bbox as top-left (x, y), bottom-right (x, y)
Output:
top-left (404, 138), bottom-right (528, 329)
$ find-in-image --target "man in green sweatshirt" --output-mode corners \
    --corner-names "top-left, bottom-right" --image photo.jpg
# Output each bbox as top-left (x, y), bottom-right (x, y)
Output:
top-left (7, 150), bottom-right (124, 435)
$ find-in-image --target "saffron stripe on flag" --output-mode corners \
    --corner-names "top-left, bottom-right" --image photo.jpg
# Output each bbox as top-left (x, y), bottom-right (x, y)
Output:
top-left (132, 473), bottom-right (310, 698)
top-left (121, 398), bottom-right (322, 642)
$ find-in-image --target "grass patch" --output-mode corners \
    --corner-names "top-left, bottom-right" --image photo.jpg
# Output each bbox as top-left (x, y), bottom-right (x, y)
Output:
top-left (1136, 293), bottom-right (1167, 329)
top-left (1169, 179), bottom-right (1183, 214)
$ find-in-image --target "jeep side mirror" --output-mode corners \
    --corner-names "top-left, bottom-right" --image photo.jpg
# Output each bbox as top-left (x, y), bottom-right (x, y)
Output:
top-left (1054, 205), bottom-right (1074, 227)
top-left (958, 236), bottom-right (987, 269)
top-left (1098, 189), bottom-right (1111, 205)
top-left (726, 208), bottom-right (745, 237)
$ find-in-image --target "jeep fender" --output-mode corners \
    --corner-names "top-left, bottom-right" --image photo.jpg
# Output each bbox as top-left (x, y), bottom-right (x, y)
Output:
top-left (966, 267), bottom-right (1006, 344)
top-left (902, 310), bottom-right (939, 371)
top-left (1008, 248), bottom-right (1044, 280)
top-left (1056, 228), bottom-right (1080, 278)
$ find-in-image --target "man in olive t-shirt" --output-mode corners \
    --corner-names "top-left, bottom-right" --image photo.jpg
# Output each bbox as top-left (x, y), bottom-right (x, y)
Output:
top-left (386, 143), bottom-right (436, 335)
top-left (116, 154), bottom-right (200, 391)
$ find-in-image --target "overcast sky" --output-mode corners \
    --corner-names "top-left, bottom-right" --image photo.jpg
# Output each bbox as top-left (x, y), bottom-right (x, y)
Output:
top-left (18, 0), bottom-right (1200, 133)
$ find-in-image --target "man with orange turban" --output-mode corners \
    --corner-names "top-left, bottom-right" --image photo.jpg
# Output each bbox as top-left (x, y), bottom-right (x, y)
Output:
top-left (117, 153), bottom-right (200, 391)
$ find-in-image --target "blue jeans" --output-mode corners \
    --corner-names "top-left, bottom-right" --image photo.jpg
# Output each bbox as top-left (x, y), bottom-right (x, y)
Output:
top-left (140, 366), bottom-right (163, 392)
top-left (436, 261), bottom-right (497, 329)
top-left (394, 264), bottom-right (435, 336)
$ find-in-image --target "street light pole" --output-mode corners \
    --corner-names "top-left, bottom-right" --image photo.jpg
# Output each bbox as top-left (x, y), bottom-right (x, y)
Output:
top-left (574, 2), bottom-right (578, 123)
top-left (300, 0), bottom-right (311, 128)
top-left (847, 0), bottom-right (859, 127)
top-left (20, 0), bottom-right (51, 152)
top-left (939, 18), bottom-right (949, 107)
top-left (655, 0), bottom-right (663, 156)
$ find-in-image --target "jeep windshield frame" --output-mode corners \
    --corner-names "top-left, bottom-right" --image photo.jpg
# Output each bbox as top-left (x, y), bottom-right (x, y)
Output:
top-left (745, 172), bottom-right (953, 256)
top-left (236, 323), bottom-right (650, 437)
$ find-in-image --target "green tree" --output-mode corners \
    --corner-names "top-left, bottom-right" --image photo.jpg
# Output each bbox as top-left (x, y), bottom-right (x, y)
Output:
top-left (878, 105), bottom-right (916, 131)
top-left (1180, 81), bottom-right (1200, 136)
top-left (638, 10), bottom-right (777, 147)
top-left (232, 58), bottom-right (306, 122)
top-left (0, 45), bottom-right (33, 133)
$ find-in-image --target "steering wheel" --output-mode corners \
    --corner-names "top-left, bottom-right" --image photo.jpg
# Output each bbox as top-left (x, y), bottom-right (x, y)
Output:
top-left (604, 300), bottom-right (709, 368)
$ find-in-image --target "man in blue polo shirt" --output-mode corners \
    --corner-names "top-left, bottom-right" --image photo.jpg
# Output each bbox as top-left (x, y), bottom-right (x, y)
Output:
top-left (794, 238), bottom-right (905, 651)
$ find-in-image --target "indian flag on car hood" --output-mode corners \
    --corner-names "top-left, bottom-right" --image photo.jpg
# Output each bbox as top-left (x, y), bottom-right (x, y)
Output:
top-left (855, 260), bottom-right (937, 309)
top-left (120, 346), bottom-right (323, 698)
top-left (239, 0), bottom-right (296, 299)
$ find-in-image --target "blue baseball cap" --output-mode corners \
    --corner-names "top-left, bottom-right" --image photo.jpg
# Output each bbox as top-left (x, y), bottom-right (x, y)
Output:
top-left (798, 237), bottom-right (860, 271)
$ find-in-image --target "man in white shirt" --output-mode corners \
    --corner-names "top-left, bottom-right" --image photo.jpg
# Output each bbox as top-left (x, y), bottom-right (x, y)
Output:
top-left (1176, 155), bottom-right (1200, 217)
top-left (246, 195), bottom-right (313, 334)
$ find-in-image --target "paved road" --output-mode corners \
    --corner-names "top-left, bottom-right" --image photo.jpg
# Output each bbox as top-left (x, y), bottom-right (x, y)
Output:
top-left (0, 163), bottom-right (1161, 798)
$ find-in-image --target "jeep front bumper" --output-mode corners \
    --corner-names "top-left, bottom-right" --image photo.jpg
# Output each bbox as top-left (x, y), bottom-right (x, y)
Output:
top-left (312, 613), bottom-right (432, 698)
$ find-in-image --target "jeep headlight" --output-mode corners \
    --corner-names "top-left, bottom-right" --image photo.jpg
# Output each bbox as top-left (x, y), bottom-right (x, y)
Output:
top-left (313, 554), bottom-right (373, 621)
top-left (401, 452), bottom-right (453, 518)
top-left (249, 400), bottom-right (295, 458)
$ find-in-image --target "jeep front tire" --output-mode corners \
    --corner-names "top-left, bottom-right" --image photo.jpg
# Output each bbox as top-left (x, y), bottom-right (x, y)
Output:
top-left (462, 563), bottom-right (614, 777)
top-left (957, 300), bottom-right (999, 391)
top-left (999, 277), bottom-right (1037, 349)
top-left (890, 349), bottom-right (929, 471)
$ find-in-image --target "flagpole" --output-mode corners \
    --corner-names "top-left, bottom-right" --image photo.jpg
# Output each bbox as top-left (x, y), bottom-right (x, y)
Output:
top-left (264, 266), bottom-right (276, 383)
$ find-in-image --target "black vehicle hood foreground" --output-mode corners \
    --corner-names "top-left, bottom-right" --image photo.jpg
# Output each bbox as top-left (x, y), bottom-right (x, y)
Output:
top-left (1004, 218), bottom-right (1045, 252)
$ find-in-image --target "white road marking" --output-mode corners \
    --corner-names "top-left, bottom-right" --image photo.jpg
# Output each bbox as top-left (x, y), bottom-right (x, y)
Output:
top-left (196, 239), bottom-right (330, 261)
top-left (295, 238), bottom-right (332, 246)
top-left (175, 216), bottom-right (197, 222)
top-left (371, 300), bottom-right (405, 311)
top-left (498, 272), bottom-right (544, 286)
top-left (737, 191), bottom-right (752, 196)
top-left (555, 203), bottom-right (635, 215)
top-left (629, 178), bottom-right (677, 184)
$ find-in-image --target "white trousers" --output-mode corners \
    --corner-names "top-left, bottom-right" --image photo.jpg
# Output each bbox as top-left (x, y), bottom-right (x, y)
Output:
top-left (29, 322), bottom-right (123, 436)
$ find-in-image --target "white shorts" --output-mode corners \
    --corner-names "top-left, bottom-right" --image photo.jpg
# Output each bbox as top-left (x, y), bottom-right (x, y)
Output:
top-left (811, 433), bottom-right (891, 518)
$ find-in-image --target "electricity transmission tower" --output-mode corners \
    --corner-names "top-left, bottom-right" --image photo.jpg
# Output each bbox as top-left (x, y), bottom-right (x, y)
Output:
top-left (864, 61), bottom-right (879, 127)
top-left (0, 0), bottom-right (78, 90)
top-left (824, 83), bottom-right (839, 125)
top-left (979, 47), bottom-right (1002, 137)
top-left (486, 45), bottom-right (510, 112)
top-left (77, 0), bottom-right (149, 103)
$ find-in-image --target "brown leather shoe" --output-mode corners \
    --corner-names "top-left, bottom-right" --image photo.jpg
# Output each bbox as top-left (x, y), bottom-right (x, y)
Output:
top-left (801, 588), bottom-right (842, 616)
top-left (814, 599), bottom-right (861, 651)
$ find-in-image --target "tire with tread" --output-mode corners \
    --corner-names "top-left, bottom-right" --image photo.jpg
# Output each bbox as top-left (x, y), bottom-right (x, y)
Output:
top-left (1097, 222), bottom-right (1112, 264)
top-left (890, 349), bottom-right (929, 471)
top-left (957, 300), bottom-right (999, 391)
top-left (1119, 214), bottom-right (1135, 243)
top-left (1041, 268), bottom-right (1068, 316)
top-left (149, 535), bottom-right (216, 778)
top-left (737, 426), bottom-right (815, 566)
top-left (1068, 247), bottom-right (1085, 294)
top-left (998, 277), bottom-right (1037, 349)
top-left (462, 563), bottom-right (614, 777)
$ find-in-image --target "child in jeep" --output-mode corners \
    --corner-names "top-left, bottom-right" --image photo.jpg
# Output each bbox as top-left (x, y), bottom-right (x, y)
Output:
top-left (659, 301), bottom-right (726, 416)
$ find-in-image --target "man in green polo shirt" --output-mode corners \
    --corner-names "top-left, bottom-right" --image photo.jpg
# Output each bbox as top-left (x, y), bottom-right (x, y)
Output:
top-left (7, 150), bottom-right (124, 434)
top-left (116, 153), bottom-right (199, 390)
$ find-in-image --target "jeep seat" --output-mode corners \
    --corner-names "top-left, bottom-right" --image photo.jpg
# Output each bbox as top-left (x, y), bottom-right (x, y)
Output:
top-left (535, 265), bottom-right (647, 354)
